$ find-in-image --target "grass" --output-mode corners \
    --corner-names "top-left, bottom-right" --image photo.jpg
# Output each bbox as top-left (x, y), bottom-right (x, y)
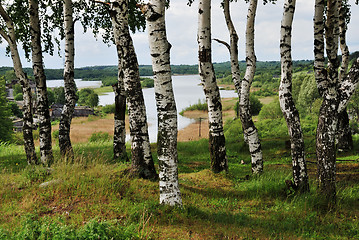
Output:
top-left (1, 120), bottom-right (359, 239)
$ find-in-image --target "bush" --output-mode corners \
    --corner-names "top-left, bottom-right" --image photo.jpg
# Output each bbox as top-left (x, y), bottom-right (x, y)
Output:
top-left (140, 77), bottom-right (154, 88)
top-left (8, 101), bottom-right (22, 118)
top-left (179, 99), bottom-right (207, 115)
top-left (88, 131), bottom-right (111, 142)
top-left (101, 103), bottom-right (116, 114)
top-left (14, 93), bottom-right (23, 101)
top-left (258, 98), bottom-right (282, 120)
top-left (234, 95), bottom-right (263, 117)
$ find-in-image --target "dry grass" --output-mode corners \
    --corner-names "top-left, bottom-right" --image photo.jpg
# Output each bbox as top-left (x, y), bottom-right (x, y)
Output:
top-left (52, 114), bottom-right (129, 144)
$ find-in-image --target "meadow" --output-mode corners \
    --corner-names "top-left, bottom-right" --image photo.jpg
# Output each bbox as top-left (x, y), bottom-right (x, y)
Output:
top-left (1, 111), bottom-right (359, 239)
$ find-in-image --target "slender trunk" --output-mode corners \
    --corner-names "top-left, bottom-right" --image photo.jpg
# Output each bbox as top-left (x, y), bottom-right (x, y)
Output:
top-left (28, 0), bottom-right (53, 166)
top-left (336, 3), bottom-right (352, 151)
top-left (279, 0), bottom-right (309, 192)
top-left (240, 0), bottom-right (263, 174)
top-left (0, 5), bottom-right (38, 164)
top-left (109, 0), bottom-right (157, 179)
top-left (197, 0), bottom-right (227, 173)
top-left (143, 0), bottom-right (182, 206)
top-left (314, 0), bottom-right (340, 201)
top-left (221, 0), bottom-right (241, 94)
top-left (113, 77), bottom-right (128, 162)
top-left (59, 0), bottom-right (78, 158)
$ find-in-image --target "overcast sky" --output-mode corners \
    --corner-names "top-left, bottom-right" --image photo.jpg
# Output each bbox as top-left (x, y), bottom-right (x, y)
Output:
top-left (1, 0), bottom-right (359, 69)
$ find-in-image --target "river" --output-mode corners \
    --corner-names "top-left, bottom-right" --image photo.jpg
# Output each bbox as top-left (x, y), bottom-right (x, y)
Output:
top-left (48, 75), bottom-right (238, 142)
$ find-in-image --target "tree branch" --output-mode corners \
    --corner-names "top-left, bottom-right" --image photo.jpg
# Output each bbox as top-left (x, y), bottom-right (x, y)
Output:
top-left (213, 38), bottom-right (230, 51)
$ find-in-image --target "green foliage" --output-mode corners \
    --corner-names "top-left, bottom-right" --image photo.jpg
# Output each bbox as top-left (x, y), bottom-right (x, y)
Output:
top-left (179, 99), bottom-right (207, 115)
top-left (8, 215), bottom-right (140, 240)
top-left (14, 93), bottom-right (23, 101)
top-left (53, 87), bottom-right (66, 104)
top-left (88, 131), bottom-right (111, 143)
top-left (12, 84), bottom-right (22, 95)
top-left (47, 88), bottom-right (55, 105)
top-left (234, 95), bottom-right (263, 117)
top-left (22, 166), bottom-right (49, 183)
top-left (78, 88), bottom-right (99, 107)
top-left (296, 74), bottom-right (320, 115)
top-left (101, 76), bottom-right (118, 87)
top-left (52, 129), bottom-right (59, 139)
top-left (101, 104), bottom-right (116, 114)
top-left (258, 98), bottom-right (282, 120)
top-left (140, 77), bottom-right (154, 88)
top-left (0, 78), bottom-right (13, 143)
top-left (8, 101), bottom-right (22, 118)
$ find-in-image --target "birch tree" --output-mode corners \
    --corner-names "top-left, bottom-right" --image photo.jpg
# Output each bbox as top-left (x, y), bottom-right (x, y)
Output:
top-left (240, 0), bottom-right (263, 174)
top-left (197, 0), bottom-right (228, 173)
top-left (28, 0), bottom-right (53, 166)
top-left (106, 0), bottom-right (157, 179)
top-left (279, 0), bottom-right (309, 192)
top-left (58, 0), bottom-right (78, 158)
top-left (140, 0), bottom-right (182, 206)
top-left (314, 0), bottom-right (359, 201)
top-left (336, 1), bottom-right (352, 151)
top-left (112, 75), bottom-right (128, 162)
top-left (0, 3), bottom-right (38, 164)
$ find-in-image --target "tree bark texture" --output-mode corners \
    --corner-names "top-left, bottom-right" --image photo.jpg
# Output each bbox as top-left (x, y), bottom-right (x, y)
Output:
top-left (314, 0), bottom-right (359, 201)
top-left (222, 0), bottom-right (241, 95)
top-left (143, 0), bottom-right (182, 206)
top-left (240, 0), bottom-right (263, 174)
top-left (197, 0), bottom-right (228, 173)
top-left (279, 0), bottom-right (309, 192)
top-left (112, 78), bottom-right (128, 162)
top-left (0, 5), bottom-right (38, 164)
top-left (59, 0), bottom-right (78, 158)
top-left (109, 0), bottom-right (157, 179)
top-left (29, 0), bottom-right (53, 166)
top-left (336, 3), bottom-right (352, 151)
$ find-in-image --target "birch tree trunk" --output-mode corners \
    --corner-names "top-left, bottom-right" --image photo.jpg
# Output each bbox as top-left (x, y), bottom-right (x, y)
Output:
top-left (0, 5), bottom-right (38, 165)
top-left (142, 0), bottom-right (182, 206)
top-left (279, 0), bottom-right (309, 192)
top-left (59, 0), bottom-right (78, 158)
top-left (112, 76), bottom-right (128, 162)
top-left (221, 0), bottom-right (241, 95)
top-left (29, 0), bottom-right (53, 166)
top-left (240, 0), bottom-right (263, 174)
top-left (313, 0), bottom-right (359, 201)
top-left (197, 0), bottom-right (228, 173)
top-left (109, 0), bottom-right (157, 179)
top-left (336, 3), bottom-right (352, 151)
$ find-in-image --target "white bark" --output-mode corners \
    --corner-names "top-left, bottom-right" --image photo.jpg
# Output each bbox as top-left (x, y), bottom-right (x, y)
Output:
top-left (197, 0), bottom-right (228, 173)
top-left (279, 0), bottom-right (309, 192)
top-left (29, 0), bottom-right (53, 166)
top-left (109, 0), bottom-right (157, 179)
top-left (240, 0), bottom-right (263, 174)
top-left (59, 0), bottom-right (78, 158)
top-left (0, 4), bottom-right (38, 164)
top-left (143, 0), bottom-right (182, 206)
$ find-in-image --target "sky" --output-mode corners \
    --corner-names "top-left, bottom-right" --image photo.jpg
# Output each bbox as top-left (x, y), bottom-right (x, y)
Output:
top-left (1, 0), bottom-right (359, 69)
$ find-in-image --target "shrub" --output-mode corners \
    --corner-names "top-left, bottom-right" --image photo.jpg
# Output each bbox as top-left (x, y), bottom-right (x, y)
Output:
top-left (179, 99), bottom-right (207, 115)
top-left (88, 131), bottom-right (111, 143)
top-left (102, 103), bottom-right (116, 114)
top-left (14, 93), bottom-right (23, 101)
top-left (140, 77), bottom-right (154, 88)
top-left (234, 95), bottom-right (263, 117)
top-left (258, 98), bottom-right (282, 120)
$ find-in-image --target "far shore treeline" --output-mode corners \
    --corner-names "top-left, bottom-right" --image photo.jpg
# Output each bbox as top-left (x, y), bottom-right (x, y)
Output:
top-left (0, 59), bottom-right (319, 80)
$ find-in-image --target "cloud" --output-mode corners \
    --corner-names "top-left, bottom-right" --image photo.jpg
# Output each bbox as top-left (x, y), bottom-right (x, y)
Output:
top-left (1, 0), bottom-right (359, 69)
